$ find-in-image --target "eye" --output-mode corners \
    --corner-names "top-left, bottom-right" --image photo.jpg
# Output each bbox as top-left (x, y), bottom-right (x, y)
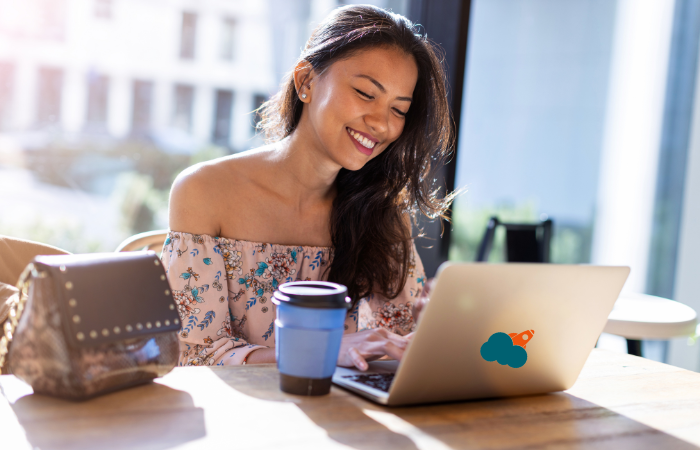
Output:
top-left (393, 108), bottom-right (407, 117)
top-left (354, 88), bottom-right (374, 99)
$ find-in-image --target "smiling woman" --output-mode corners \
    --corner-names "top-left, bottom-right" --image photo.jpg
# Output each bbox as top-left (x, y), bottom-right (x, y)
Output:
top-left (165, 5), bottom-right (455, 370)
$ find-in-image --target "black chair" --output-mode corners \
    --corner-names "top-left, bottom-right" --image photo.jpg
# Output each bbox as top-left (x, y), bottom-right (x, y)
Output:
top-left (476, 216), bottom-right (553, 263)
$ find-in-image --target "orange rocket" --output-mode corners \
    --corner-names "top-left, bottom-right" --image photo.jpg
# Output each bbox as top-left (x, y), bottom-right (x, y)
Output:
top-left (508, 330), bottom-right (535, 349)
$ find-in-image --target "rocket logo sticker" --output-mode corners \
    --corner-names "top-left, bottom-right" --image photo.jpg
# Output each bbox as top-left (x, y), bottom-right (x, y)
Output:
top-left (480, 330), bottom-right (535, 368)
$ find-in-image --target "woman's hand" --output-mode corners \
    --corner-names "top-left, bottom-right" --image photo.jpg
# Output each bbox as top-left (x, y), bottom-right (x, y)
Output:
top-left (337, 328), bottom-right (412, 371)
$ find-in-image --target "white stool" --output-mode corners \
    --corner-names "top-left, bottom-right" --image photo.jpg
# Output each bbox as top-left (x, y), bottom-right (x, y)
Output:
top-left (603, 292), bottom-right (697, 356)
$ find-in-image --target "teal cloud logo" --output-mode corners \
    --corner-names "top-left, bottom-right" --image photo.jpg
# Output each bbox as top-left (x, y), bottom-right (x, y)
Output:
top-left (480, 330), bottom-right (534, 369)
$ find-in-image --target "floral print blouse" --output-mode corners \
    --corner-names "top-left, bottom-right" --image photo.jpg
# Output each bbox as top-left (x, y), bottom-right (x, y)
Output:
top-left (161, 231), bottom-right (426, 367)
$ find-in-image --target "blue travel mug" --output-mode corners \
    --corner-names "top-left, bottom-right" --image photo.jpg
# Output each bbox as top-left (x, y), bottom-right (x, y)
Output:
top-left (272, 281), bottom-right (351, 395)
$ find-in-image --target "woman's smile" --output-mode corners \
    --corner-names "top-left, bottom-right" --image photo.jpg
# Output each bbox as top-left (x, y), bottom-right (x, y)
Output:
top-left (346, 127), bottom-right (377, 156)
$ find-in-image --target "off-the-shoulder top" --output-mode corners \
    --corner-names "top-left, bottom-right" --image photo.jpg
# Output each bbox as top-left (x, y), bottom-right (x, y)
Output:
top-left (161, 231), bottom-right (426, 366)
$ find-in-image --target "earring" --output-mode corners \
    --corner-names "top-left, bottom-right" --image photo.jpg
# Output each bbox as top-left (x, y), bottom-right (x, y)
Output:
top-left (301, 94), bottom-right (307, 99)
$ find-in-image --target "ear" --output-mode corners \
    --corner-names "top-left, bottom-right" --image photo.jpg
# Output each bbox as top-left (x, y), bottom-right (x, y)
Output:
top-left (293, 61), bottom-right (315, 103)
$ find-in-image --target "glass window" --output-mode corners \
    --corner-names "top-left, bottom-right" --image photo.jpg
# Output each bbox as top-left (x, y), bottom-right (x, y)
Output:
top-left (94, 0), bottom-right (112, 19)
top-left (173, 84), bottom-right (194, 132)
top-left (179, 12), bottom-right (197, 60)
top-left (85, 73), bottom-right (109, 131)
top-left (36, 67), bottom-right (64, 127)
top-left (220, 18), bottom-right (236, 61)
top-left (131, 80), bottom-right (153, 136)
top-left (212, 89), bottom-right (234, 146)
top-left (450, 0), bottom-right (617, 265)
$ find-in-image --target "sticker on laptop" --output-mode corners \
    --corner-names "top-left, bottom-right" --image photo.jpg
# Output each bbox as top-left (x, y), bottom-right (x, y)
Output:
top-left (480, 330), bottom-right (535, 368)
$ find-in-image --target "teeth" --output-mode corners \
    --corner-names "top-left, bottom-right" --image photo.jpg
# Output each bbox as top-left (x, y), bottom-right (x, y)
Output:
top-left (348, 128), bottom-right (375, 149)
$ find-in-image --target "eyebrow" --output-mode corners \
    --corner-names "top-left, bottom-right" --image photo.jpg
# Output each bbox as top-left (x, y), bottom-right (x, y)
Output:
top-left (354, 74), bottom-right (413, 102)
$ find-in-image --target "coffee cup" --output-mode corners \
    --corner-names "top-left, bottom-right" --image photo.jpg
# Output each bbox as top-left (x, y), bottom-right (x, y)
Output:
top-left (272, 281), bottom-right (351, 395)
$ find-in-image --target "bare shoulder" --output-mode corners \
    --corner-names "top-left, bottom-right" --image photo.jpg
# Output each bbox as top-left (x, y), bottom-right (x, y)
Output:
top-left (168, 145), bottom-right (276, 236)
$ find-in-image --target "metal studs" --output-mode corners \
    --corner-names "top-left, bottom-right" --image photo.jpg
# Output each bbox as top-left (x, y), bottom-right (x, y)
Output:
top-left (136, 323), bottom-right (143, 330)
top-left (125, 324), bottom-right (133, 332)
top-left (164, 320), bottom-right (170, 326)
top-left (59, 265), bottom-right (67, 272)
top-left (160, 275), bottom-right (166, 281)
top-left (102, 328), bottom-right (109, 337)
top-left (154, 260), bottom-right (160, 266)
top-left (165, 290), bottom-right (170, 296)
top-left (155, 321), bottom-right (161, 328)
top-left (169, 304), bottom-right (175, 310)
top-left (113, 326), bottom-right (121, 334)
top-left (65, 281), bottom-right (73, 290)
top-left (68, 298), bottom-right (77, 307)
top-left (72, 315), bottom-right (81, 324)
top-left (76, 332), bottom-right (85, 341)
top-left (174, 319), bottom-right (179, 324)
top-left (146, 322), bottom-right (152, 329)
top-left (89, 330), bottom-right (98, 339)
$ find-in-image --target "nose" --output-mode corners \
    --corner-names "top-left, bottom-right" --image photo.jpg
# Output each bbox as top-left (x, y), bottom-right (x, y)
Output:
top-left (364, 103), bottom-right (389, 138)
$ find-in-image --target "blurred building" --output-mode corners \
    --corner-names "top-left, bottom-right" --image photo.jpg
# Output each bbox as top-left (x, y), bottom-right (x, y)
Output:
top-left (0, 0), bottom-right (339, 152)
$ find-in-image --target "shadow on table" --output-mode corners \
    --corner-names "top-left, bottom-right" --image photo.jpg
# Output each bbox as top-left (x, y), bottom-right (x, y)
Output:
top-left (212, 367), bottom-right (698, 449)
top-left (10, 382), bottom-right (206, 450)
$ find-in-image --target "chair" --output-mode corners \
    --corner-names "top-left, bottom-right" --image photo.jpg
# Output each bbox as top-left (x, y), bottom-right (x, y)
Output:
top-left (115, 230), bottom-right (169, 253)
top-left (476, 216), bottom-right (553, 263)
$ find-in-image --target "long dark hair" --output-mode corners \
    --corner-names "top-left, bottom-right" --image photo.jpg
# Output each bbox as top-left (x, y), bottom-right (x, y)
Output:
top-left (257, 5), bottom-right (455, 304)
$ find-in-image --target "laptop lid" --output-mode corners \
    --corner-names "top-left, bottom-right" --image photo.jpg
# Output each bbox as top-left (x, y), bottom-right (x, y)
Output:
top-left (381, 263), bottom-right (629, 405)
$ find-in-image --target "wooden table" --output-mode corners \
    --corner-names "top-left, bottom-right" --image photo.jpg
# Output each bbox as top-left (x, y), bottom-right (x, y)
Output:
top-left (3, 349), bottom-right (700, 449)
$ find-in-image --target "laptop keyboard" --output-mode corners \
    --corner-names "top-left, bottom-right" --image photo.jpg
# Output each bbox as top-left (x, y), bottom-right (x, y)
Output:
top-left (343, 373), bottom-right (396, 392)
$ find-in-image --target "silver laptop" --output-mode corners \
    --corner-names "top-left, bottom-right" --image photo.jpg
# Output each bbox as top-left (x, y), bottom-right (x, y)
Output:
top-left (333, 263), bottom-right (630, 406)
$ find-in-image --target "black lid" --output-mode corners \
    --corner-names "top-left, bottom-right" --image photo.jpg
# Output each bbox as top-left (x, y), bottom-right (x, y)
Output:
top-left (272, 281), bottom-right (351, 309)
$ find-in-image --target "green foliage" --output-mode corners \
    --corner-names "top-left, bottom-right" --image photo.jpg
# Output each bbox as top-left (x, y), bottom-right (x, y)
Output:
top-left (0, 218), bottom-right (105, 254)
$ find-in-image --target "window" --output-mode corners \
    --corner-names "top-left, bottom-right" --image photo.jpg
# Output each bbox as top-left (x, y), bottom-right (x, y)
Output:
top-left (131, 80), bottom-right (153, 136)
top-left (179, 12), bottom-right (197, 60)
top-left (449, 0), bottom-right (617, 265)
top-left (173, 84), bottom-right (194, 132)
top-left (212, 89), bottom-right (234, 146)
top-left (36, 67), bottom-right (63, 127)
top-left (85, 73), bottom-right (109, 131)
top-left (220, 18), bottom-right (236, 61)
top-left (93, 0), bottom-right (112, 19)
top-left (0, 62), bottom-right (13, 130)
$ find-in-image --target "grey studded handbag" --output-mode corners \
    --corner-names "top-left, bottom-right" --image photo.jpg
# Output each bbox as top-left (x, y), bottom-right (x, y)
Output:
top-left (0, 251), bottom-right (180, 400)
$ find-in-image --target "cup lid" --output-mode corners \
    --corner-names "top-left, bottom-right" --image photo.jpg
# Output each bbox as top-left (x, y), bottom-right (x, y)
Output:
top-left (272, 281), bottom-right (351, 309)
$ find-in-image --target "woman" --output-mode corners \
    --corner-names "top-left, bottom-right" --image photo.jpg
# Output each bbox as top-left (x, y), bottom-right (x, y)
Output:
top-left (162, 5), bottom-right (455, 370)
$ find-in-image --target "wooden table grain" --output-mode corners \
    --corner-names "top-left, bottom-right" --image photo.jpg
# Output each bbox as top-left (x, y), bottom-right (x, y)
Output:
top-left (3, 349), bottom-right (700, 449)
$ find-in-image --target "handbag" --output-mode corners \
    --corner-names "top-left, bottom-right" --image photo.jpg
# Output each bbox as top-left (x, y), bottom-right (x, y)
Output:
top-left (0, 251), bottom-right (181, 400)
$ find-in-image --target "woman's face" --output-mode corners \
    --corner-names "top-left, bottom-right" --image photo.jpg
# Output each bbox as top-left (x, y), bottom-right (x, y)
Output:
top-left (300, 46), bottom-right (419, 171)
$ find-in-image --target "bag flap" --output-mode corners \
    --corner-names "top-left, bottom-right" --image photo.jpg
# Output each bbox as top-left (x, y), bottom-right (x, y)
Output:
top-left (33, 252), bottom-right (180, 348)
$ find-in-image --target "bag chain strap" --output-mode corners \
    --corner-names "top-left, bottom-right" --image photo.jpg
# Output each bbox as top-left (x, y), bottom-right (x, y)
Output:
top-left (0, 264), bottom-right (38, 374)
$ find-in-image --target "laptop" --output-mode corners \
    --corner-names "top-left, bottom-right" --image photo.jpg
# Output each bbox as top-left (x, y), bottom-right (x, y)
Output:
top-left (332, 263), bottom-right (630, 406)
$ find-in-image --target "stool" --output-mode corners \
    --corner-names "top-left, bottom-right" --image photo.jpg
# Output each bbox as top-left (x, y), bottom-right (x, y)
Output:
top-left (603, 292), bottom-right (697, 356)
